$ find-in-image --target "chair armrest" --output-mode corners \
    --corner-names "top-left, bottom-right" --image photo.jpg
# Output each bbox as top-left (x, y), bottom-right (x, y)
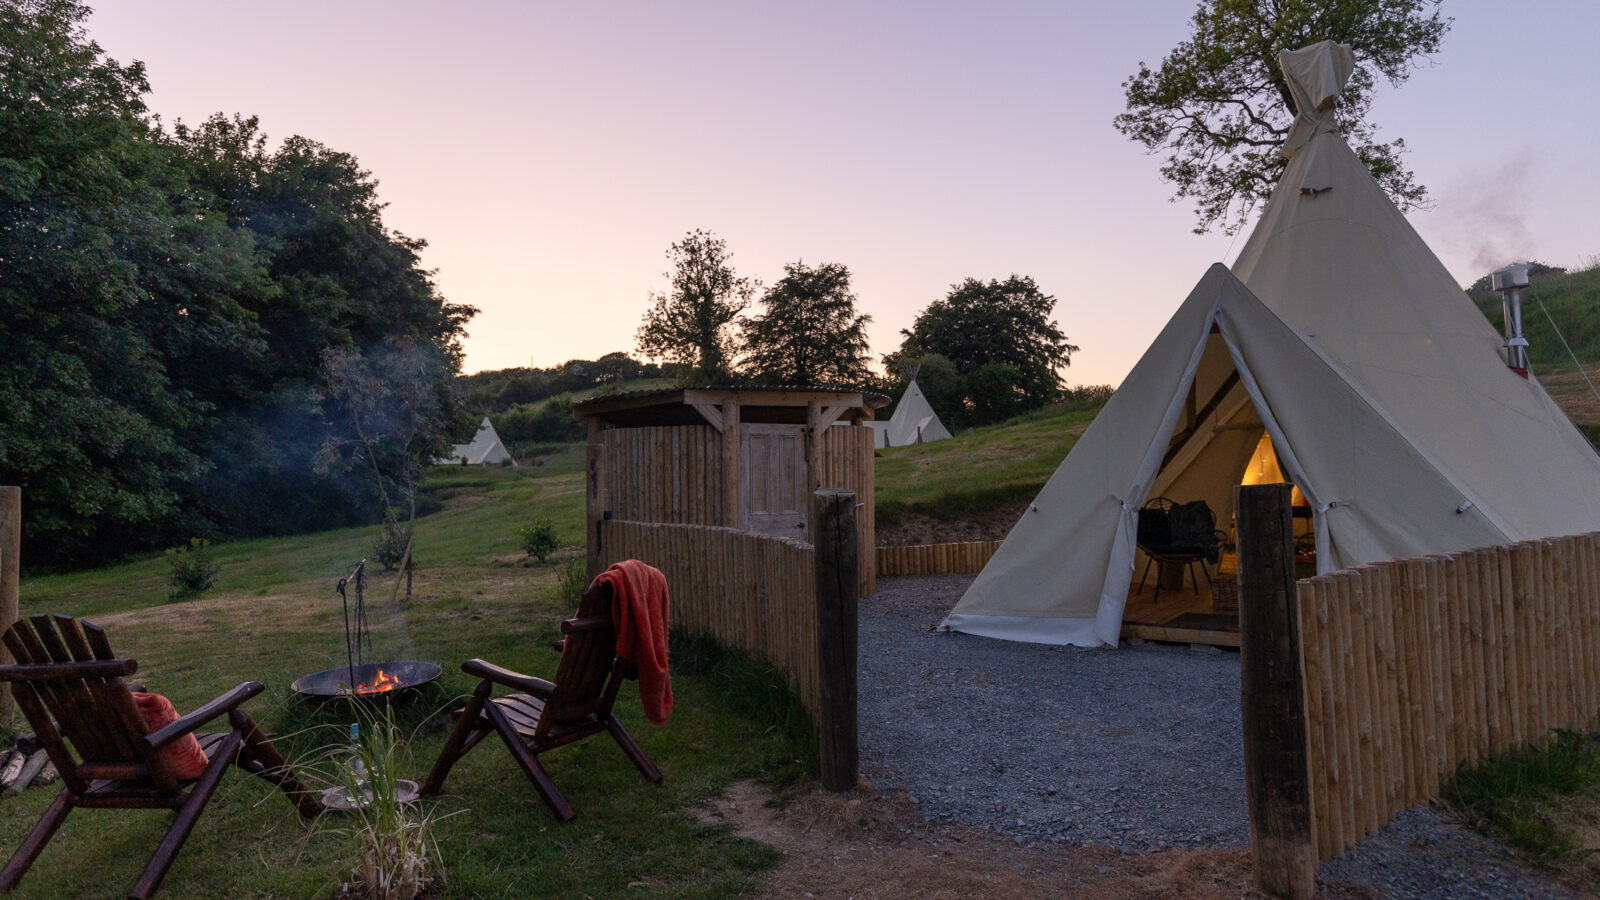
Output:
top-left (461, 659), bottom-right (557, 698)
top-left (142, 681), bottom-right (264, 751)
top-left (560, 615), bottom-right (612, 635)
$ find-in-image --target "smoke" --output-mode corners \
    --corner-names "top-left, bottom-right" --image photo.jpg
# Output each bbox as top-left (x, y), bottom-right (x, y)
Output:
top-left (1433, 152), bottom-right (1536, 278)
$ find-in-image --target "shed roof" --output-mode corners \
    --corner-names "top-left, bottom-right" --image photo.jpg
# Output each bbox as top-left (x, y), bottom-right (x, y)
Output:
top-left (574, 386), bottom-right (889, 428)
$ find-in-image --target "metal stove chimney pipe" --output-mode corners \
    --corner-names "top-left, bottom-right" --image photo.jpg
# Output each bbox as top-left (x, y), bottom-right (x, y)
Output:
top-left (1491, 263), bottom-right (1532, 378)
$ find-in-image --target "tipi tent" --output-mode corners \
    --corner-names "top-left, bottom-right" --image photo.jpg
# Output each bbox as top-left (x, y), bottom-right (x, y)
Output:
top-left (867, 379), bottom-right (953, 449)
top-left (941, 41), bottom-right (1600, 647)
top-left (443, 417), bottom-right (516, 466)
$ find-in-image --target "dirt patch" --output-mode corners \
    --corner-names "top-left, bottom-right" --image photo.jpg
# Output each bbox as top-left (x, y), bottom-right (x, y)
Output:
top-left (876, 502), bottom-right (1027, 547)
top-left (703, 779), bottom-right (1380, 899)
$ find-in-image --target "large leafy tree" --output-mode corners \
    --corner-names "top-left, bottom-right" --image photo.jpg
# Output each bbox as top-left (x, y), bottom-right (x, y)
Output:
top-left (0, 0), bottom-right (268, 565)
top-left (168, 113), bottom-right (475, 541)
top-left (0, 1), bottom-right (474, 568)
top-left (890, 275), bottom-right (1077, 426)
top-left (740, 260), bottom-right (872, 385)
top-left (635, 230), bottom-right (756, 385)
top-left (1114, 0), bottom-right (1450, 234)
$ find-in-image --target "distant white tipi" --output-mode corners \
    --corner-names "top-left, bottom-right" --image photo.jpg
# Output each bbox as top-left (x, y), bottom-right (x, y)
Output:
top-left (441, 417), bottom-right (516, 466)
top-left (867, 379), bottom-right (953, 448)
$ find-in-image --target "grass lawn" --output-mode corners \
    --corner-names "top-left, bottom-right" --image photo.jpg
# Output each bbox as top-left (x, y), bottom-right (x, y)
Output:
top-left (4, 460), bottom-right (808, 898)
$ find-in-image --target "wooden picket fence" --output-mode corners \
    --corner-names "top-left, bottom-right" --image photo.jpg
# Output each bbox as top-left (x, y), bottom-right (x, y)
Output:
top-left (600, 519), bottom-right (820, 718)
top-left (876, 540), bottom-right (1002, 576)
top-left (1297, 532), bottom-right (1600, 861)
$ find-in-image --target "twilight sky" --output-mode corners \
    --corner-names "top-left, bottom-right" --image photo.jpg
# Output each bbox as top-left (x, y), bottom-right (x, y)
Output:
top-left (88, 1), bottom-right (1599, 388)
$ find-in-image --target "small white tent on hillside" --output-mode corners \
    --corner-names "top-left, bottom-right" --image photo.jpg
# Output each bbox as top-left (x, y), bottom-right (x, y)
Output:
top-left (867, 379), bottom-right (953, 449)
top-left (941, 41), bottom-right (1600, 647)
top-left (443, 417), bottom-right (516, 466)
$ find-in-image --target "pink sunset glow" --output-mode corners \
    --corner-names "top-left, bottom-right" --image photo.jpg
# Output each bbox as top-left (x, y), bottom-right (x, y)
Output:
top-left (88, 1), bottom-right (1600, 387)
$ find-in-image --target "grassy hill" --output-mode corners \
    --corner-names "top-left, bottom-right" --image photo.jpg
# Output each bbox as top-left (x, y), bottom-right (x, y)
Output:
top-left (873, 403), bottom-right (1100, 544)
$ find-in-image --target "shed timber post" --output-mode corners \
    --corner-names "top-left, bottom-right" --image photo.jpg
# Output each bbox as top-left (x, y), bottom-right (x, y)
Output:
top-left (0, 487), bottom-right (19, 724)
top-left (1237, 482), bottom-right (1315, 899)
top-left (723, 400), bottom-right (740, 528)
top-left (586, 419), bottom-right (605, 578)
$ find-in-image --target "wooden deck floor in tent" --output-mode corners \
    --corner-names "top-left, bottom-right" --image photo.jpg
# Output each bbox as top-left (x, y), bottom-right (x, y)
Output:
top-left (1120, 553), bottom-right (1241, 648)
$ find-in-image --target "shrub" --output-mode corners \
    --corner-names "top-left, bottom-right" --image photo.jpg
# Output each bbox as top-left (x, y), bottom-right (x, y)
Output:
top-left (167, 538), bottom-right (221, 601)
top-left (519, 519), bottom-right (560, 562)
top-left (373, 515), bottom-right (412, 570)
top-left (555, 557), bottom-right (589, 603)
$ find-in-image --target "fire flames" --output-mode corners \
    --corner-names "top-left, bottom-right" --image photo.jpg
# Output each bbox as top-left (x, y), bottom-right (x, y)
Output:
top-left (350, 668), bottom-right (401, 695)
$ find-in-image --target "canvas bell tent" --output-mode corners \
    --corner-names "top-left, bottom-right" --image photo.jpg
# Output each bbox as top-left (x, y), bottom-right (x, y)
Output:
top-left (441, 417), bottom-right (515, 466)
top-left (942, 41), bottom-right (1600, 648)
top-left (866, 379), bottom-right (953, 448)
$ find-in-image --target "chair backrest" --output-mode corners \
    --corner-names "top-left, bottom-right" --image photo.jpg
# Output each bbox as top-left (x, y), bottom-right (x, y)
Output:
top-left (541, 581), bottom-right (622, 729)
top-left (0, 615), bottom-right (165, 791)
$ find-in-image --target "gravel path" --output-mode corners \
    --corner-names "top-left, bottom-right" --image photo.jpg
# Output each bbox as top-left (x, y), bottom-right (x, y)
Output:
top-left (858, 574), bottom-right (1575, 899)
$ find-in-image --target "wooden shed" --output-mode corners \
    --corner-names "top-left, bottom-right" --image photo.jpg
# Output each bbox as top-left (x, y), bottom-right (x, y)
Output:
top-left (575, 386), bottom-right (887, 596)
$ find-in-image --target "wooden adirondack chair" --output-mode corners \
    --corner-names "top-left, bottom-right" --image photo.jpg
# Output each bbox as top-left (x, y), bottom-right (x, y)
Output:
top-left (421, 578), bottom-right (663, 822)
top-left (0, 614), bottom-right (321, 899)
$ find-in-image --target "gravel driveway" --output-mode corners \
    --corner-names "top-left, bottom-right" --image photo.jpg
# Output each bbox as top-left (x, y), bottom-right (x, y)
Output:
top-left (858, 575), bottom-right (1575, 899)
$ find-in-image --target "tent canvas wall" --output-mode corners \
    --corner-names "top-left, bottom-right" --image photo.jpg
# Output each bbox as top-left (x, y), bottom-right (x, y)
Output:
top-left (942, 41), bottom-right (1600, 647)
top-left (443, 417), bottom-right (515, 466)
top-left (867, 379), bottom-right (953, 448)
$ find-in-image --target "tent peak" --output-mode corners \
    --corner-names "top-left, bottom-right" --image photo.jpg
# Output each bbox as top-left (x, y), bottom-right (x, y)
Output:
top-left (1278, 40), bottom-right (1355, 160)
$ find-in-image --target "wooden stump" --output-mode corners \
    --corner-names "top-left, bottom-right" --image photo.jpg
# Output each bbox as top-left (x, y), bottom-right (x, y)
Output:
top-left (813, 489), bottom-right (859, 792)
top-left (1236, 483), bottom-right (1316, 899)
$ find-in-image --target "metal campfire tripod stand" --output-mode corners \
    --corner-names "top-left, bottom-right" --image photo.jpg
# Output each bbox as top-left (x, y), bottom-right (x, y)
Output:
top-left (336, 559), bottom-right (370, 690)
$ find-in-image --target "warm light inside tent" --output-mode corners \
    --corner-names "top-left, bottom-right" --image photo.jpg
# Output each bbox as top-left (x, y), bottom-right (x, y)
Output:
top-left (1238, 432), bottom-right (1307, 508)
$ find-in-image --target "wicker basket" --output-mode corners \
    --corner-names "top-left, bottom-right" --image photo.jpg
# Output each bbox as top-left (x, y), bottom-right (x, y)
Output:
top-left (1212, 577), bottom-right (1239, 616)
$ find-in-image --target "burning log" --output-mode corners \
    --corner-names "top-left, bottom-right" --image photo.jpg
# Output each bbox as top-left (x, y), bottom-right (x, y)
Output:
top-left (3, 751), bottom-right (48, 798)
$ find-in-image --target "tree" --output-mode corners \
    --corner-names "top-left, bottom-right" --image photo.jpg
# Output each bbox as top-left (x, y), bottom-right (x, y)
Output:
top-left (0, 1), bottom-right (475, 569)
top-left (890, 275), bottom-right (1076, 425)
top-left (0, 0), bottom-right (257, 566)
top-left (635, 230), bottom-right (756, 384)
top-left (741, 261), bottom-right (872, 385)
top-left (315, 337), bottom-right (459, 572)
top-left (1113, 0), bottom-right (1450, 234)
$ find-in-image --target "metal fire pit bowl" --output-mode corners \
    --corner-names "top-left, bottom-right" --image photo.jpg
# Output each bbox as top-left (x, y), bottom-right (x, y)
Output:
top-left (291, 660), bottom-right (442, 699)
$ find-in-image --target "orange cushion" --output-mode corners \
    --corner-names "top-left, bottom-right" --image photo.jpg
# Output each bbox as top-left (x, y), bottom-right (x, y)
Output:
top-left (131, 692), bottom-right (210, 780)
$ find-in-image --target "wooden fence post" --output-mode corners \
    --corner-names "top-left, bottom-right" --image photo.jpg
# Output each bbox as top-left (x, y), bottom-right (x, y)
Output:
top-left (813, 489), bottom-right (858, 792)
top-left (1237, 483), bottom-right (1316, 899)
top-left (0, 487), bottom-right (19, 725)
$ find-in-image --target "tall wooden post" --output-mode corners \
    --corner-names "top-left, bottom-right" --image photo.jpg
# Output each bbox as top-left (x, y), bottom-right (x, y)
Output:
top-left (0, 487), bottom-right (20, 725)
top-left (813, 489), bottom-right (859, 791)
top-left (1237, 482), bottom-right (1316, 899)
top-left (585, 419), bottom-right (606, 579)
top-left (722, 400), bottom-right (741, 529)
top-left (805, 401), bottom-right (824, 496)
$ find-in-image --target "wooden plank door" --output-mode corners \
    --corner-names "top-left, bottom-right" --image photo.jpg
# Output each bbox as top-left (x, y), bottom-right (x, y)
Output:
top-left (742, 424), bottom-right (807, 536)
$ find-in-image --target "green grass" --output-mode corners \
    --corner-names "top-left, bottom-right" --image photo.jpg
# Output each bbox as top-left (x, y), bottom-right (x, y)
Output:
top-left (873, 403), bottom-right (1100, 526)
top-left (1449, 729), bottom-right (1600, 864)
top-left (7, 461), bottom-right (808, 899)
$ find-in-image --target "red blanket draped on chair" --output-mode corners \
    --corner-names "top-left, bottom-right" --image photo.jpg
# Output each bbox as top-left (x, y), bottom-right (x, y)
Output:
top-left (596, 559), bottom-right (673, 724)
